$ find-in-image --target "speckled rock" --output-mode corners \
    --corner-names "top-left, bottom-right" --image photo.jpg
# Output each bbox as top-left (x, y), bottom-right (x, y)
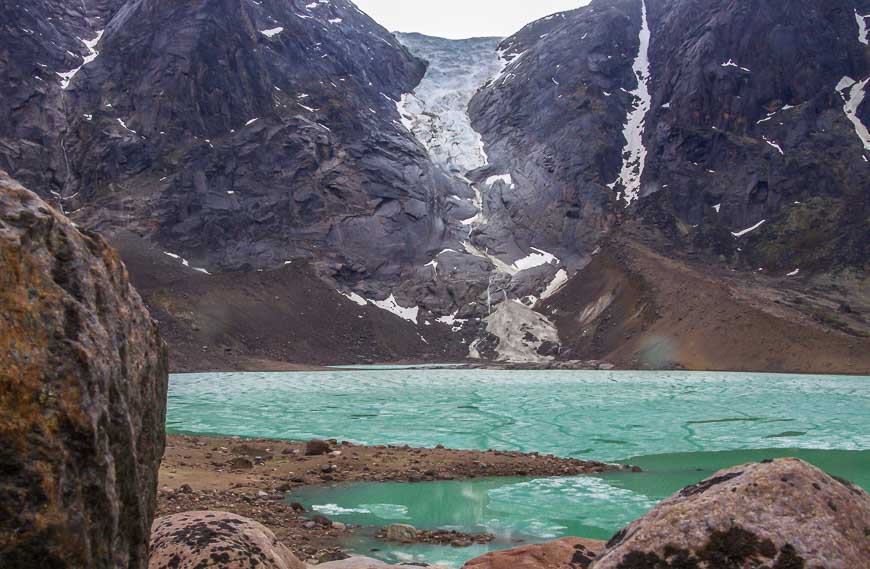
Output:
top-left (594, 458), bottom-right (870, 569)
top-left (148, 512), bottom-right (306, 569)
top-left (462, 538), bottom-right (605, 569)
top-left (0, 172), bottom-right (169, 568)
top-left (383, 523), bottom-right (419, 543)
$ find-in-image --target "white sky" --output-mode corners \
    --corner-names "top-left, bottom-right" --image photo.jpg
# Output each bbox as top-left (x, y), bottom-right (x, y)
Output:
top-left (352, 0), bottom-right (589, 39)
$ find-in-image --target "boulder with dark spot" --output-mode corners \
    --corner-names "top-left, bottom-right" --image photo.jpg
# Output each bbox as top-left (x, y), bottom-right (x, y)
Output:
top-left (462, 538), bottom-right (605, 569)
top-left (148, 512), bottom-right (306, 569)
top-left (594, 458), bottom-right (870, 569)
top-left (305, 439), bottom-right (332, 456)
top-left (0, 172), bottom-right (169, 568)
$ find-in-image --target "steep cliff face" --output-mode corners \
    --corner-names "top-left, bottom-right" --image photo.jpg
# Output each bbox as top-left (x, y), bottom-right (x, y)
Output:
top-left (470, 0), bottom-right (870, 274)
top-left (58, 0), bottom-right (453, 278)
top-left (0, 0), bottom-right (126, 194)
top-left (468, 1), bottom-right (640, 268)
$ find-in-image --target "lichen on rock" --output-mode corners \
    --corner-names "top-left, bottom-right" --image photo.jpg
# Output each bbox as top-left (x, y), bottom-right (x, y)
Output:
top-left (0, 171), bottom-right (169, 568)
top-left (148, 512), bottom-right (306, 569)
top-left (593, 458), bottom-right (870, 569)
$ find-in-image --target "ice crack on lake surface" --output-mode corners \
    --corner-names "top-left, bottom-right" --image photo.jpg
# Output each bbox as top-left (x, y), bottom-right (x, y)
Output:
top-left (167, 369), bottom-right (870, 463)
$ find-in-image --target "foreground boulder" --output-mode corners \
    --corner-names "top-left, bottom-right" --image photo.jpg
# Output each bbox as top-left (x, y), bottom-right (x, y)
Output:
top-left (594, 458), bottom-right (870, 569)
top-left (149, 512), bottom-right (305, 569)
top-left (463, 538), bottom-right (605, 569)
top-left (0, 173), bottom-right (169, 568)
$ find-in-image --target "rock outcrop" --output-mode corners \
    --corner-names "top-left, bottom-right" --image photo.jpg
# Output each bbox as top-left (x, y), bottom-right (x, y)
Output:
top-left (594, 458), bottom-right (870, 569)
top-left (382, 524), bottom-right (419, 543)
top-left (463, 538), bottom-right (605, 569)
top-left (149, 512), bottom-right (305, 569)
top-left (470, 0), bottom-right (870, 274)
top-left (0, 172), bottom-right (169, 568)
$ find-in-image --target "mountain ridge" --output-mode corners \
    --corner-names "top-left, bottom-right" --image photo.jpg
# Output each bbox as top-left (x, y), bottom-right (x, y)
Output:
top-left (1, 0), bottom-right (867, 372)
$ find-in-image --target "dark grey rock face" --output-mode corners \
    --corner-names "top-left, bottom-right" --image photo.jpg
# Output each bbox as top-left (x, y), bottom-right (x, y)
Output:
top-left (61, 0), bottom-right (451, 278)
top-left (469, 1), bottom-right (644, 268)
top-left (641, 0), bottom-right (870, 272)
top-left (470, 0), bottom-right (870, 273)
top-left (1, 0), bottom-right (459, 283)
top-left (0, 171), bottom-right (169, 568)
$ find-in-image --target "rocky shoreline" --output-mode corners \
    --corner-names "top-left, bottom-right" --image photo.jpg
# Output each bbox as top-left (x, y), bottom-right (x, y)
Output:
top-left (157, 435), bottom-right (631, 564)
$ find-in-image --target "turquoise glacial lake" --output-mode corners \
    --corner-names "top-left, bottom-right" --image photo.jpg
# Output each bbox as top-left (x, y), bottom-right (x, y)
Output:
top-left (167, 369), bottom-right (870, 567)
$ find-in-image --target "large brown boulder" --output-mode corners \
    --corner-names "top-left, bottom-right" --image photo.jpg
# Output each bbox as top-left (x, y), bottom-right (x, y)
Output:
top-left (0, 173), bottom-right (169, 568)
top-left (593, 458), bottom-right (870, 569)
top-left (149, 512), bottom-right (306, 569)
top-left (463, 538), bottom-right (605, 569)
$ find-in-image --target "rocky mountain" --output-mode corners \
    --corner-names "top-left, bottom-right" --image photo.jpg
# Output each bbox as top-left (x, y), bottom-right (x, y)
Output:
top-left (468, 0), bottom-right (870, 370)
top-left (471, 0), bottom-right (869, 273)
top-left (1, 0), bottom-right (868, 372)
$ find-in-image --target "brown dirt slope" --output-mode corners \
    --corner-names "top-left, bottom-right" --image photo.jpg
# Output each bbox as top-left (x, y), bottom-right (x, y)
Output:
top-left (112, 233), bottom-right (466, 372)
top-left (541, 240), bottom-right (870, 374)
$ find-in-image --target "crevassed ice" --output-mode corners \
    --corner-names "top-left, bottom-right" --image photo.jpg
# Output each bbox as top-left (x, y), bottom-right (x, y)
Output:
top-left (394, 36), bottom-right (503, 174)
top-left (609, 0), bottom-right (652, 205)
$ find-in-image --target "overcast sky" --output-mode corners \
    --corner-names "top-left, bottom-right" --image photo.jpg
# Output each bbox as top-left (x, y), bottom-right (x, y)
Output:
top-left (352, 0), bottom-right (590, 39)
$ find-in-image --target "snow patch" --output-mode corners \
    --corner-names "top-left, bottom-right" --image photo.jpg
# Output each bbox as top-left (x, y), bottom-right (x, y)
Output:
top-left (436, 311), bottom-right (467, 332)
top-left (57, 29), bottom-right (104, 90)
top-left (732, 219), bottom-right (766, 237)
top-left (424, 259), bottom-right (438, 276)
top-left (540, 269), bottom-right (569, 301)
top-left (117, 118), bottom-right (137, 134)
top-left (260, 27), bottom-right (283, 37)
top-left (163, 252), bottom-right (210, 275)
top-left (512, 247), bottom-right (560, 272)
top-left (485, 174), bottom-right (515, 188)
top-left (762, 136), bottom-right (784, 155)
top-left (608, 0), bottom-right (652, 205)
top-left (836, 76), bottom-right (870, 151)
top-left (857, 11), bottom-right (869, 45)
top-left (369, 294), bottom-right (419, 324)
top-left (721, 59), bottom-right (751, 72)
top-left (338, 290), bottom-right (367, 306)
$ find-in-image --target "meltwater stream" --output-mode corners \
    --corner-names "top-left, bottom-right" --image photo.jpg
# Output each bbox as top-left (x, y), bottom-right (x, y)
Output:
top-left (167, 369), bottom-right (870, 567)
